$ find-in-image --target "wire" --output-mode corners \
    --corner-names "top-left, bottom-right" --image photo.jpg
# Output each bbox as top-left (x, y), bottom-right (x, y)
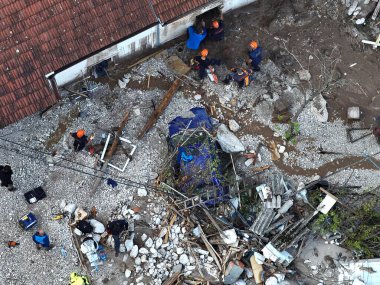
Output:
top-left (0, 142), bottom-right (167, 195)
top-left (0, 136), bottom-right (168, 192)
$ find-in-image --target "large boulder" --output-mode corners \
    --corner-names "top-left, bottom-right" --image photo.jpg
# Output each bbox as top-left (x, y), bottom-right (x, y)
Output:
top-left (216, 124), bottom-right (245, 153)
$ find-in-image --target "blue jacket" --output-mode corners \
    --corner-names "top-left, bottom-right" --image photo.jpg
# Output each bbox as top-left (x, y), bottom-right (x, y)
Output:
top-left (248, 47), bottom-right (262, 67)
top-left (32, 233), bottom-right (50, 247)
top-left (186, 26), bottom-right (207, 50)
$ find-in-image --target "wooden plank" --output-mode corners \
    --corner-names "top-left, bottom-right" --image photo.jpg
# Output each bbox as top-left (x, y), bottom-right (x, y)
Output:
top-left (162, 272), bottom-right (181, 285)
top-left (198, 225), bottom-right (222, 271)
top-left (372, 1), bottom-right (380, 20)
top-left (138, 78), bottom-right (183, 139)
top-left (164, 212), bottom-right (177, 244)
top-left (92, 112), bottom-right (129, 192)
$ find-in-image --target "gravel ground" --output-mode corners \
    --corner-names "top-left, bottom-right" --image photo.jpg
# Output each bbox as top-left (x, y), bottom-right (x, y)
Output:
top-left (1, 1), bottom-right (380, 283)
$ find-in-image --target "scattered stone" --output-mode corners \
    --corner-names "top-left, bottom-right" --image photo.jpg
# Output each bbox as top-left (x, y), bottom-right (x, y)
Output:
top-left (145, 238), bottom-right (153, 248)
top-left (139, 248), bottom-right (149, 255)
top-left (311, 94), bottom-right (328, 123)
top-left (125, 269), bottom-right (132, 278)
top-left (194, 94), bottom-right (202, 100)
top-left (179, 254), bottom-right (189, 265)
top-left (141, 234), bottom-right (147, 242)
top-left (130, 245), bottom-right (139, 258)
top-left (244, 159), bottom-right (254, 167)
top-left (297, 69), bottom-right (311, 81)
top-left (155, 238), bottom-right (163, 249)
top-left (347, 107), bottom-right (360, 119)
top-left (159, 228), bottom-right (167, 238)
top-left (278, 145), bottom-right (286, 154)
top-left (228, 119), bottom-right (240, 132)
top-left (137, 188), bottom-right (147, 197)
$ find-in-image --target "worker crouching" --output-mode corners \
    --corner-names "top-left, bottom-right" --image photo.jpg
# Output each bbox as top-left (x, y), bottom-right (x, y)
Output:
top-left (70, 272), bottom-right (90, 285)
top-left (71, 129), bottom-right (90, 152)
top-left (223, 68), bottom-right (254, 88)
top-left (191, 49), bottom-right (221, 80)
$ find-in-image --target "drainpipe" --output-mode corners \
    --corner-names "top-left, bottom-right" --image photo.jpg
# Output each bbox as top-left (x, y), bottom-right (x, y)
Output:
top-left (147, 0), bottom-right (162, 47)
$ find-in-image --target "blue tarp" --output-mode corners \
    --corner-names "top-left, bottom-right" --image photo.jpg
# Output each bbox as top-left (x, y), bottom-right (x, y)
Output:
top-left (168, 108), bottom-right (226, 204)
top-left (168, 107), bottom-right (213, 138)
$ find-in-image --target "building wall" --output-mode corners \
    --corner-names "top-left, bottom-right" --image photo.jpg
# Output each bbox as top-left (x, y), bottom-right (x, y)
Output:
top-left (53, 0), bottom-right (256, 87)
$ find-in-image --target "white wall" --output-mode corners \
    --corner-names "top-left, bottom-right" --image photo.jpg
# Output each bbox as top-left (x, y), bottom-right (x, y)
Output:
top-left (53, 0), bottom-right (256, 87)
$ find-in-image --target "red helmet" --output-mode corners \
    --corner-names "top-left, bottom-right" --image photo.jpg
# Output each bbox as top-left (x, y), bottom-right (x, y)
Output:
top-left (212, 21), bottom-right (219, 29)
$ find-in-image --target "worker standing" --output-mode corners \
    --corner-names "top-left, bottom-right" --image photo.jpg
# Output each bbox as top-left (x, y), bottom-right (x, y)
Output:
top-left (186, 21), bottom-right (207, 50)
top-left (191, 49), bottom-right (221, 80)
top-left (106, 220), bottom-right (128, 257)
top-left (247, 41), bottom-right (262, 71)
top-left (207, 14), bottom-right (225, 41)
top-left (0, 165), bottom-right (15, 191)
top-left (223, 68), bottom-right (254, 88)
top-left (71, 129), bottom-right (89, 152)
top-left (32, 229), bottom-right (52, 250)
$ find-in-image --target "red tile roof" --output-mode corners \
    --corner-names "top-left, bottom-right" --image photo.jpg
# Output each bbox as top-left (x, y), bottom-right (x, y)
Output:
top-left (153, 0), bottom-right (214, 23)
top-left (0, 0), bottom-right (214, 127)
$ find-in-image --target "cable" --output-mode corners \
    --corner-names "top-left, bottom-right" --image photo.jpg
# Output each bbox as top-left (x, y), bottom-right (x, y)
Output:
top-left (0, 143), bottom-right (167, 195)
top-left (0, 136), bottom-right (167, 193)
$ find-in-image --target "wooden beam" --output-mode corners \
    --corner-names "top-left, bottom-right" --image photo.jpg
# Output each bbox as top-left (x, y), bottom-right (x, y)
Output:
top-left (92, 112), bottom-right (129, 192)
top-left (138, 77), bottom-right (183, 139)
top-left (372, 0), bottom-right (380, 20)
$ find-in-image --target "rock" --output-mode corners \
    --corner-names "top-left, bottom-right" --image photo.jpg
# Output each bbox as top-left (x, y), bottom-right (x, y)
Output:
top-left (355, 18), bottom-right (365, 25)
top-left (278, 145), bottom-right (285, 154)
top-left (125, 269), bottom-right (132, 278)
top-left (139, 248), bottom-right (149, 255)
top-left (155, 238), bottom-right (163, 249)
top-left (311, 94), bottom-right (328, 122)
top-left (228, 119), bottom-right (240, 132)
top-left (172, 264), bottom-right (183, 273)
top-left (347, 107), bottom-right (360, 119)
top-left (244, 159), bottom-right (254, 167)
top-left (297, 69), bottom-right (311, 81)
top-left (179, 254), bottom-right (189, 265)
top-left (194, 94), bottom-right (202, 100)
top-left (216, 124), bottom-right (245, 153)
top-left (133, 108), bottom-right (141, 116)
top-left (137, 188), bottom-right (147, 197)
top-left (130, 245), bottom-right (139, 258)
top-left (125, 240), bottom-right (133, 252)
top-left (141, 255), bottom-right (147, 263)
top-left (141, 234), bottom-right (147, 242)
top-left (159, 228), bottom-right (167, 238)
top-left (118, 79), bottom-right (127, 89)
top-left (176, 247), bottom-right (184, 255)
top-left (348, 0), bottom-right (359, 15)
top-left (145, 238), bottom-right (153, 248)
top-left (135, 257), bottom-right (141, 265)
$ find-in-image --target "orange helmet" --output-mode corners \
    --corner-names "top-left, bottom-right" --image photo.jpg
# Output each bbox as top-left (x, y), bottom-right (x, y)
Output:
top-left (249, 41), bottom-right (258, 49)
top-left (200, 49), bottom-right (208, 57)
top-left (76, 129), bottom-right (85, 138)
top-left (212, 20), bottom-right (219, 29)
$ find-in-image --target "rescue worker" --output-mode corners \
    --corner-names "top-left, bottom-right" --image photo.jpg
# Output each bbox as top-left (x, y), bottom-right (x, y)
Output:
top-left (247, 41), bottom-right (262, 71)
top-left (186, 20), bottom-right (207, 50)
top-left (223, 67), bottom-right (254, 88)
top-left (32, 229), bottom-right (52, 250)
top-left (0, 165), bottom-right (15, 191)
top-left (70, 272), bottom-right (90, 285)
top-left (71, 129), bottom-right (89, 152)
top-left (191, 49), bottom-right (221, 80)
top-left (106, 220), bottom-right (128, 257)
top-left (207, 15), bottom-right (225, 41)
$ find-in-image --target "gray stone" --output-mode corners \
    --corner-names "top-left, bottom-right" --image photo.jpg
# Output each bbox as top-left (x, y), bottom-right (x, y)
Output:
top-left (130, 245), bottom-right (138, 258)
top-left (179, 254), bottom-right (189, 265)
top-left (137, 188), bottom-right (147, 197)
top-left (297, 69), bottom-right (311, 81)
top-left (216, 124), bottom-right (245, 153)
top-left (228, 119), bottom-right (240, 132)
top-left (311, 94), bottom-right (328, 123)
